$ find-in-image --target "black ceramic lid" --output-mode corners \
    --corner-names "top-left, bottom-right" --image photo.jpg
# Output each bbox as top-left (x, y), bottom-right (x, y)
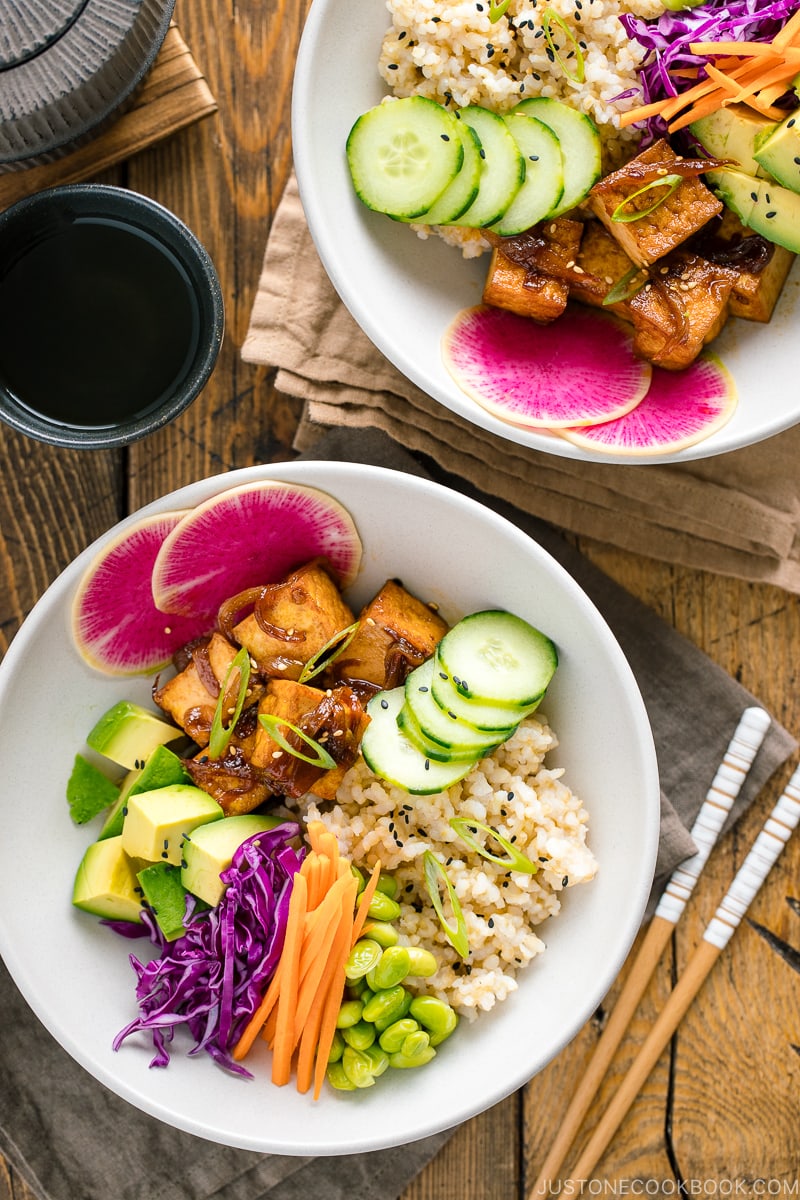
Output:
top-left (0, 0), bottom-right (176, 171)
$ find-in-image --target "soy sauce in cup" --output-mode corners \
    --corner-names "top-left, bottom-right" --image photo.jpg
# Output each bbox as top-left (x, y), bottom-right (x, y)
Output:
top-left (0, 185), bottom-right (223, 449)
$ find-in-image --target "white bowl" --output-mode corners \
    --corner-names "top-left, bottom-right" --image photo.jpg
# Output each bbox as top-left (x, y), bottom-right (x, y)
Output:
top-left (0, 462), bottom-right (659, 1153)
top-left (292, 0), bottom-right (800, 466)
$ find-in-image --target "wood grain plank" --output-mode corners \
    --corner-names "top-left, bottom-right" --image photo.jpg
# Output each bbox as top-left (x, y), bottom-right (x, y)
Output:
top-left (0, 27), bottom-right (216, 212)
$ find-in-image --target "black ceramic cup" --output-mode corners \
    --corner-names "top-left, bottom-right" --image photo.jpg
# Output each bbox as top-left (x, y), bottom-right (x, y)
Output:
top-left (0, 184), bottom-right (224, 449)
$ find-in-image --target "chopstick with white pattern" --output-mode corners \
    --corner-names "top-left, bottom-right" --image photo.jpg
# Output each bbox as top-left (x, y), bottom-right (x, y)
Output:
top-left (560, 759), bottom-right (800, 1188)
top-left (528, 706), bottom-right (771, 1199)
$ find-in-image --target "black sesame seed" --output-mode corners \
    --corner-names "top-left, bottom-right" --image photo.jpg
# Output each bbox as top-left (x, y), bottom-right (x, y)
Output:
top-left (419, 685), bottom-right (429, 692)
top-left (163, 838), bottom-right (169, 849)
top-left (398, 30), bottom-right (406, 38)
top-left (480, 148), bottom-right (486, 159)
top-left (439, 670), bottom-right (448, 680)
top-left (134, 886), bottom-right (144, 895)
top-left (380, 698), bottom-right (389, 709)
top-left (161, 851), bottom-right (169, 859)
top-left (507, 790), bottom-right (515, 800)
top-left (424, 759), bottom-right (430, 770)
top-left (488, 916), bottom-right (495, 928)
top-left (766, 211), bottom-right (777, 218)
top-left (539, 856), bottom-right (548, 863)
top-left (750, 191), bottom-right (758, 202)
top-left (387, 62), bottom-right (398, 69)
top-left (448, 711), bottom-right (458, 720)
top-left (789, 117), bottom-right (796, 128)
top-left (562, 875), bottom-right (569, 887)
top-left (122, 805), bottom-right (128, 816)
top-left (441, 133), bottom-right (450, 141)
top-left (794, 157), bottom-right (800, 165)
top-left (529, 154), bottom-right (539, 161)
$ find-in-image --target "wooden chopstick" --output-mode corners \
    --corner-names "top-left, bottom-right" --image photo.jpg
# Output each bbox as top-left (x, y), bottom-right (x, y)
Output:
top-left (560, 761), bottom-right (800, 1188)
top-left (528, 706), bottom-right (771, 1199)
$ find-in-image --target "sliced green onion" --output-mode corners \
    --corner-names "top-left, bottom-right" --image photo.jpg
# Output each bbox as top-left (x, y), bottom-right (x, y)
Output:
top-left (423, 851), bottom-right (469, 958)
top-left (542, 8), bottom-right (585, 84)
top-left (449, 817), bottom-right (539, 874)
top-left (258, 713), bottom-right (336, 770)
top-left (602, 264), bottom-right (648, 306)
top-left (208, 647), bottom-right (251, 759)
top-left (298, 621), bottom-right (360, 684)
top-left (489, 0), bottom-right (511, 21)
top-left (611, 173), bottom-right (684, 224)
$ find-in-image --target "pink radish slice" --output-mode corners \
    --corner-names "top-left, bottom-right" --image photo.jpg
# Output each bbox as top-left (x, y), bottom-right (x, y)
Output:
top-left (72, 512), bottom-right (215, 675)
top-left (151, 481), bottom-right (362, 618)
top-left (559, 354), bottom-right (736, 456)
top-left (442, 305), bottom-right (652, 428)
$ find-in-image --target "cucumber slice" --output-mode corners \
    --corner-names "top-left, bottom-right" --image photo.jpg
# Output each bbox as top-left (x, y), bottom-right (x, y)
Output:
top-left (360, 689), bottom-right (476, 795)
top-left (346, 97), bottom-right (464, 220)
top-left (449, 106), bottom-right (525, 228)
top-left (513, 98), bottom-right (602, 215)
top-left (430, 656), bottom-right (538, 732)
top-left (412, 121), bottom-right (482, 226)
top-left (492, 113), bottom-right (564, 235)
top-left (435, 611), bottom-right (558, 709)
top-left (403, 659), bottom-right (510, 753)
top-left (397, 706), bottom-right (487, 763)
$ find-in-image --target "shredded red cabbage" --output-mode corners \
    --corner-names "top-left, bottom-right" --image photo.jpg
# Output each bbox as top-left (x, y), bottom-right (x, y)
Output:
top-left (621, 0), bottom-right (800, 143)
top-left (112, 823), bottom-right (304, 1076)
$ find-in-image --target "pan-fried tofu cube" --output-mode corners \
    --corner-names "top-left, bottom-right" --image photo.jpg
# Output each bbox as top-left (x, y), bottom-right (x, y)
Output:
top-left (335, 579), bottom-right (448, 692)
top-left (588, 140), bottom-right (722, 267)
top-left (628, 251), bottom-right (737, 370)
top-left (250, 679), bottom-right (368, 800)
top-left (694, 207), bottom-right (795, 323)
top-left (482, 220), bottom-right (584, 323)
top-left (154, 632), bottom-right (261, 748)
top-left (570, 219), bottom-right (638, 314)
top-left (232, 559), bottom-right (355, 681)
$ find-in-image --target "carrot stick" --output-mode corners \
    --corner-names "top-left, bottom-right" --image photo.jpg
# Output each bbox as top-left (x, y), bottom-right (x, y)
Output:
top-left (311, 877), bottom-right (358, 1100)
top-left (350, 860), bottom-right (383, 946)
top-left (294, 907), bottom-right (352, 1095)
top-left (773, 8), bottom-right (800, 51)
top-left (302, 851), bottom-right (323, 910)
top-left (689, 40), bottom-right (784, 57)
top-left (232, 963), bottom-right (283, 1060)
top-left (271, 872), bottom-right (308, 1086)
top-left (261, 1005), bottom-right (279, 1048)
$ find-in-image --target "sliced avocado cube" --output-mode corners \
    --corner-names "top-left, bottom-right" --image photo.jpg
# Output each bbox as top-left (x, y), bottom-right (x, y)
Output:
top-left (86, 700), bottom-right (182, 771)
top-left (66, 754), bottom-right (120, 825)
top-left (137, 862), bottom-right (190, 941)
top-left (707, 168), bottom-right (800, 254)
top-left (121, 783), bottom-right (223, 866)
top-left (98, 745), bottom-right (191, 841)
top-left (690, 105), bottom-right (776, 178)
top-left (72, 835), bottom-right (143, 924)
top-left (182, 813), bottom-right (286, 907)
top-left (754, 112), bottom-right (800, 194)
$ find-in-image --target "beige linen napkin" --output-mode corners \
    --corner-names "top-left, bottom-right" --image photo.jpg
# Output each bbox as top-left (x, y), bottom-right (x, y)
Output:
top-left (243, 174), bottom-right (800, 594)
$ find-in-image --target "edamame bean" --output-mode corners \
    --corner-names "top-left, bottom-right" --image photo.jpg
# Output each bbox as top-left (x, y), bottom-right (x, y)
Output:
top-left (328, 1029), bottom-right (345, 1063)
top-left (401, 1029), bottom-right (431, 1059)
top-left (360, 919), bottom-right (399, 948)
top-left (344, 937), bottom-right (382, 980)
top-left (367, 891), bottom-right (401, 922)
top-left (378, 1017), bottom-right (420, 1054)
top-left (335, 998), bottom-right (364, 1029)
top-left (342, 1019), bottom-right (376, 1051)
top-left (327, 1061), bottom-right (356, 1090)
top-left (362, 984), bottom-right (410, 1029)
top-left (350, 864), bottom-right (366, 894)
top-left (366, 946), bottom-right (411, 991)
top-left (388, 1045), bottom-right (437, 1069)
top-left (375, 873), bottom-right (398, 900)
top-left (342, 1046), bottom-right (377, 1089)
top-left (409, 995), bottom-right (459, 1045)
top-left (363, 1043), bottom-right (390, 1078)
top-left (404, 946), bottom-right (438, 978)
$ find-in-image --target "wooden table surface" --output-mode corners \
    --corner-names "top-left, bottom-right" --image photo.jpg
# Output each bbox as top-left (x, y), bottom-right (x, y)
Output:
top-left (1, 1), bottom-right (799, 1197)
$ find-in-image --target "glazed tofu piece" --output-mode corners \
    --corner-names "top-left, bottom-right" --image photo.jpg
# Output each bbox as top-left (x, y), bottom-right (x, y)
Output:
top-left (482, 220), bottom-right (584, 322)
top-left (570, 219), bottom-right (639, 314)
top-left (627, 251), bottom-right (738, 370)
top-left (153, 632), bottom-right (263, 747)
top-left (250, 679), bottom-right (369, 800)
top-left (232, 559), bottom-right (355, 681)
top-left (588, 140), bottom-right (722, 268)
top-left (334, 579), bottom-right (449, 692)
top-left (696, 208), bottom-right (795, 323)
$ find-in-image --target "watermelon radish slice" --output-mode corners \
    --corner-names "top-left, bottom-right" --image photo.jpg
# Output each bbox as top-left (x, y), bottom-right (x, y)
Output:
top-left (559, 354), bottom-right (736, 456)
top-left (72, 512), bottom-right (214, 676)
top-left (151, 481), bottom-right (362, 618)
top-left (442, 305), bottom-right (651, 428)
